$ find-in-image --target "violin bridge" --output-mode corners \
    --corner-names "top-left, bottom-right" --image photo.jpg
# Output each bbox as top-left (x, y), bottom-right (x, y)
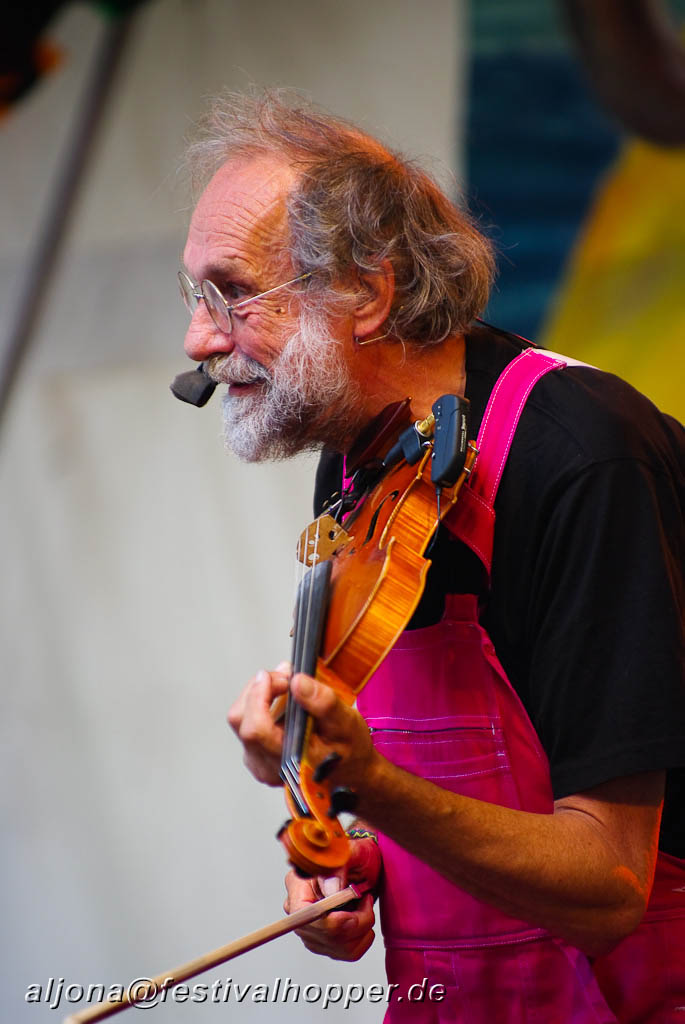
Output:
top-left (296, 514), bottom-right (351, 566)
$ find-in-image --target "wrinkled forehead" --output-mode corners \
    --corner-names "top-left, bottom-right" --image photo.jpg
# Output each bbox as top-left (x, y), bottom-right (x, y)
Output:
top-left (185, 155), bottom-right (299, 275)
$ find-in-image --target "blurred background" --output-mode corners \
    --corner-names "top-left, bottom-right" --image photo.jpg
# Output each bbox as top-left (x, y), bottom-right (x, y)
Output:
top-left (1, 2), bottom-right (683, 1021)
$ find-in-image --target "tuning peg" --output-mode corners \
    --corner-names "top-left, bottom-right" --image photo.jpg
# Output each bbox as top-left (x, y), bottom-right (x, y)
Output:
top-left (276, 819), bottom-right (292, 840)
top-left (327, 787), bottom-right (358, 817)
top-left (313, 752), bottom-right (342, 782)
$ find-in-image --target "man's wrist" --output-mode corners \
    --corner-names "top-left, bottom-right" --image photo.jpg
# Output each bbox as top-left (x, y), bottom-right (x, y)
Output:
top-left (346, 827), bottom-right (378, 843)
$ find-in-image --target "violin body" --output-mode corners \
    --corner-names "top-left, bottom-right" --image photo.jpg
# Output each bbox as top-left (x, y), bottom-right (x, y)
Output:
top-left (280, 441), bottom-right (477, 876)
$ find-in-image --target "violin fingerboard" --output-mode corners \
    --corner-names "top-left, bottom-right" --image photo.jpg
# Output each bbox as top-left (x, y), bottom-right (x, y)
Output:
top-left (292, 559), bottom-right (333, 678)
top-left (281, 559), bottom-right (333, 810)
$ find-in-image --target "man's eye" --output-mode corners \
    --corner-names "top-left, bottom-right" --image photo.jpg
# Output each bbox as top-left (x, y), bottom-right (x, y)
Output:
top-left (220, 281), bottom-right (249, 301)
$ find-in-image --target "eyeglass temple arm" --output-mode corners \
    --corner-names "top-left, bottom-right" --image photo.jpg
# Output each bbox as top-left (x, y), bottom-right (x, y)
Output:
top-left (230, 272), bottom-right (312, 311)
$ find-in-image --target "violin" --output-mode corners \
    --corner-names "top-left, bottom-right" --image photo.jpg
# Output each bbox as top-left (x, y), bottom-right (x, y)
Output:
top-left (278, 394), bottom-right (476, 877)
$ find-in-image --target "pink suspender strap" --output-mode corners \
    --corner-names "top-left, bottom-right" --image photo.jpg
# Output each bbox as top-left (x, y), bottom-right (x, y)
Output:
top-left (445, 348), bottom-right (569, 575)
top-left (471, 348), bottom-right (567, 505)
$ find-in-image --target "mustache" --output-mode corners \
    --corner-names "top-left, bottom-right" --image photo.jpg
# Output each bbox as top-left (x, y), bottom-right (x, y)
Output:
top-left (205, 353), bottom-right (272, 386)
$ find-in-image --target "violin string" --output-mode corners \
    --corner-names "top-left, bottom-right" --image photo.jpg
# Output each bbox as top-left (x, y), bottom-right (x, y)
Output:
top-left (295, 515), bottom-right (322, 767)
top-left (283, 550), bottom-right (297, 772)
top-left (282, 514), bottom-right (322, 810)
top-left (283, 514), bottom-right (324, 809)
top-left (290, 551), bottom-right (309, 769)
top-left (282, 570), bottom-right (305, 812)
top-left (292, 560), bottom-right (308, 769)
top-left (282, 540), bottom-right (305, 796)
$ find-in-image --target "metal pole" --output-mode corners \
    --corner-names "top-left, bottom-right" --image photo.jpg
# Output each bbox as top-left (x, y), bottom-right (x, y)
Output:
top-left (0, 11), bottom-right (135, 434)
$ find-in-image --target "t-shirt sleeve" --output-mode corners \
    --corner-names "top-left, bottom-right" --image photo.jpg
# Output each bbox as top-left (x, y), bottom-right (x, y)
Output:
top-left (516, 456), bottom-right (685, 799)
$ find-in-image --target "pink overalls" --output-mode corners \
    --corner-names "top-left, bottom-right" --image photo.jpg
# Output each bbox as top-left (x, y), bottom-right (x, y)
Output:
top-left (356, 349), bottom-right (685, 1022)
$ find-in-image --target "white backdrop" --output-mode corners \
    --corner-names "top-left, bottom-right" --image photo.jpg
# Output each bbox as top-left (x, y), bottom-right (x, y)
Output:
top-left (0, 2), bottom-right (464, 1020)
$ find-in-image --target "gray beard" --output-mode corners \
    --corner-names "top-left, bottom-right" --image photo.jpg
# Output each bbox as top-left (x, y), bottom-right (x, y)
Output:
top-left (206, 310), bottom-right (364, 462)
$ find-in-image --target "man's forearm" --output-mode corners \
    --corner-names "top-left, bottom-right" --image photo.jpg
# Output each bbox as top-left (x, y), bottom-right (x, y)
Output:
top-left (356, 754), bottom-right (663, 956)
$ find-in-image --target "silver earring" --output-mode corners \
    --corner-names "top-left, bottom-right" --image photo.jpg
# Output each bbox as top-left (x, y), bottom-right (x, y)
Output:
top-left (354, 307), bottom-right (402, 346)
top-left (354, 328), bottom-right (391, 346)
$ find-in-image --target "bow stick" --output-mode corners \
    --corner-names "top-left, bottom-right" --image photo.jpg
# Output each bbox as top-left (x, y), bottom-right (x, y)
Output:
top-left (63, 883), bottom-right (369, 1023)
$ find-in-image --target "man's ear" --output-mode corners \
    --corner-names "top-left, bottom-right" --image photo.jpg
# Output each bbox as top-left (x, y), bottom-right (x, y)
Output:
top-left (352, 260), bottom-right (396, 342)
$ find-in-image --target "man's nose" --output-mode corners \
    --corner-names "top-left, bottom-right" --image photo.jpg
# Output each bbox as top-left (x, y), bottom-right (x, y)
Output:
top-left (183, 305), bottom-right (235, 362)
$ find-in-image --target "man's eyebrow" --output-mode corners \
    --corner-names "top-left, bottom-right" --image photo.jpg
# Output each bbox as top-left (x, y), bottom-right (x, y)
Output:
top-left (181, 258), bottom-right (255, 287)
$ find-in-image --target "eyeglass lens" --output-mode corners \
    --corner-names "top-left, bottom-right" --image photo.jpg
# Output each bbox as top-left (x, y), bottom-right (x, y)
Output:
top-left (201, 280), bottom-right (232, 333)
top-left (178, 272), bottom-right (198, 313)
top-left (178, 272), bottom-right (232, 333)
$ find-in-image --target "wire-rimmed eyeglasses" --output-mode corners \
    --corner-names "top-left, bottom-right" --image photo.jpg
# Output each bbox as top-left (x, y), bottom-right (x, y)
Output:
top-left (177, 270), bottom-right (312, 335)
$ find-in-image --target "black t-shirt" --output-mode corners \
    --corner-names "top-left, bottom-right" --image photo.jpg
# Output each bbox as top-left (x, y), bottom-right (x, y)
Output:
top-left (314, 325), bottom-right (685, 857)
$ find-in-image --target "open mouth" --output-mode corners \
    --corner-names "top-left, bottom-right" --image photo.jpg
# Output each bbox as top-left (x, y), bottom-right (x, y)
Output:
top-left (228, 379), bottom-right (262, 394)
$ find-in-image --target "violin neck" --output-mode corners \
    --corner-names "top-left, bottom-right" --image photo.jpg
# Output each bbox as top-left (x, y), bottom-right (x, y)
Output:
top-left (281, 559), bottom-right (332, 815)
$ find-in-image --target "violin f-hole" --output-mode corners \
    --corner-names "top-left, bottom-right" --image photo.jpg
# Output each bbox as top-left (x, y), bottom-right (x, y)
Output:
top-left (363, 490), bottom-right (399, 546)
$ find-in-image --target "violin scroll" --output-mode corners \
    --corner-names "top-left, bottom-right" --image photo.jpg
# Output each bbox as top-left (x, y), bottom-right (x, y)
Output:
top-left (279, 760), bottom-right (351, 876)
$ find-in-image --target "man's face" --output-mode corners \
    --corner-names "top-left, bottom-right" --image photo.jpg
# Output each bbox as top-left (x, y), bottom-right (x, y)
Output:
top-left (182, 157), bottom-right (362, 460)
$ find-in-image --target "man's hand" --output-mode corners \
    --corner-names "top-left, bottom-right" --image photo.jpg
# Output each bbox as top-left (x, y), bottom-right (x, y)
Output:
top-left (284, 838), bottom-right (382, 961)
top-left (288, 672), bottom-right (379, 790)
top-left (229, 666), bottom-right (382, 791)
top-left (227, 661), bottom-right (292, 785)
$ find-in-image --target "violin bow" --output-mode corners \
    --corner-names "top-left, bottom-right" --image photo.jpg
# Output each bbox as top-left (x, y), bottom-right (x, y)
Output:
top-left (63, 883), bottom-right (368, 1023)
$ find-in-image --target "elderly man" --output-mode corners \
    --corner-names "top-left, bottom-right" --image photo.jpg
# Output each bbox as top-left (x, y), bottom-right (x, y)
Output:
top-left (178, 93), bottom-right (684, 1022)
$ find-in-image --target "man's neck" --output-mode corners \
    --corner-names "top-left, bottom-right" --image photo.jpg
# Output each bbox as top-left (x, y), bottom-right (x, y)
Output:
top-left (353, 332), bottom-right (467, 425)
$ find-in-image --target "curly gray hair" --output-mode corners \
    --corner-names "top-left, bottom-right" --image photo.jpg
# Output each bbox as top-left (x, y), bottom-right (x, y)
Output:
top-left (185, 90), bottom-right (495, 344)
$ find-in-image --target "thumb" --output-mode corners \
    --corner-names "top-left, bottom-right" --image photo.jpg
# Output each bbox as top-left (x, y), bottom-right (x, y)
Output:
top-left (290, 673), bottom-right (340, 722)
top-left (319, 873), bottom-right (344, 897)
